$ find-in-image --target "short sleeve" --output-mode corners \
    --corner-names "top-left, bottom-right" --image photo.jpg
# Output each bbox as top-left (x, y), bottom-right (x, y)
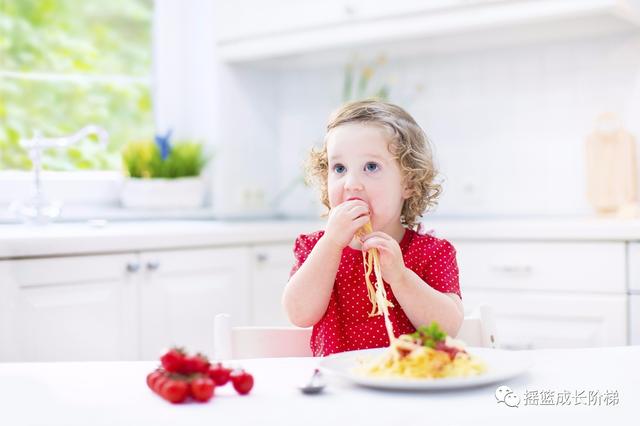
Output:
top-left (289, 231), bottom-right (323, 277)
top-left (421, 239), bottom-right (461, 299)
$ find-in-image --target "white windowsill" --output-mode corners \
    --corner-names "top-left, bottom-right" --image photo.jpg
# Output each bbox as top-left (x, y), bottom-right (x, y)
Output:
top-left (0, 171), bottom-right (218, 223)
top-left (0, 170), bottom-right (123, 204)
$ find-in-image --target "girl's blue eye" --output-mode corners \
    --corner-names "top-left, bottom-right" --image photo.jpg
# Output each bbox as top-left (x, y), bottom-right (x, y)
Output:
top-left (333, 164), bottom-right (346, 174)
top-left (365, 162), bottom-right (379, 172)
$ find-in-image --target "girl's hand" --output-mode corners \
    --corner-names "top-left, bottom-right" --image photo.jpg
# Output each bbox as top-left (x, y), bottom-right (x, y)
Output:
top-left (361, 232), bottom-right (407, 285)
top-left (323, 200), bottom-right (370, 250)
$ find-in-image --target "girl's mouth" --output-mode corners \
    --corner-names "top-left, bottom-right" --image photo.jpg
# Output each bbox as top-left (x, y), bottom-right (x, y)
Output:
top-left (346, 197), bottom-right (372, 218)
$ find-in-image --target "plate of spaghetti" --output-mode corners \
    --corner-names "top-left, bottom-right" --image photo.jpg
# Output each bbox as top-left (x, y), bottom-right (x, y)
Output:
top-left (318, 323), bottom-right (531, 391)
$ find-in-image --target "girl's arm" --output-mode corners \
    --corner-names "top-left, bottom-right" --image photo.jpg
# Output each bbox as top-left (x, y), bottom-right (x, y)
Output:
top-left (392, 268), bottom-right (464, 337)
top-left (360, 232), bottom-right (464, 336)
top-left (282, 199), bottom-right (371, 327)
top-left (281, 236), bottom-right (343, 327)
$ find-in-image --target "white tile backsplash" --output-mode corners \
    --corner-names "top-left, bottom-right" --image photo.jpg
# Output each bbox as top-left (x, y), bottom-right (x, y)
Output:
top-left (266, 31), bottom-right (640, 218)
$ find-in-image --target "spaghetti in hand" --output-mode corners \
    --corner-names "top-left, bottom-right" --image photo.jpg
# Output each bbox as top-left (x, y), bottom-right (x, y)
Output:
top-left (356, 322), bottom-right (486, 379)
top-left (356, 222), bottom-right (395, 344)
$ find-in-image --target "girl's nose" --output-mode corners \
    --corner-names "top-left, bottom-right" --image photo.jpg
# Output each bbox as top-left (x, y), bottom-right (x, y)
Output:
top-left (344, 172), bottom-right (364, 191)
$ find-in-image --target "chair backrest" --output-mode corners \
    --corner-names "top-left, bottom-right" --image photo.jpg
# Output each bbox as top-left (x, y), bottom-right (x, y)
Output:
top-left (213, 304), bottom-right (497, 359)
top-left (455, 304), bottom-right (498, 348)
top-left (213, 314), bottom-right (312, 360)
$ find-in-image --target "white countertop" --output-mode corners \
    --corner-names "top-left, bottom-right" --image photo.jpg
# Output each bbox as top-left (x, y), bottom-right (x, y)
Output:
top-left (428, 217), bottom-right (640, 242)
top-left (0, 220), bottom-right (323, 258)
top-left (1, 217), bottom-right (640, 258)
top-left (0, 346), bottom-right (637, 426)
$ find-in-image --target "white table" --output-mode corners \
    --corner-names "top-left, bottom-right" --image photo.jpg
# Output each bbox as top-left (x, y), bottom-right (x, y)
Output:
top-left (0, 346), bottom-right (638, 426)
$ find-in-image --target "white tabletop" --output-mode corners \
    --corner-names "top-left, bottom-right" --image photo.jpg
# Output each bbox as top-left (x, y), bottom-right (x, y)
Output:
top-left (0, 346), bottom-right (638, 426)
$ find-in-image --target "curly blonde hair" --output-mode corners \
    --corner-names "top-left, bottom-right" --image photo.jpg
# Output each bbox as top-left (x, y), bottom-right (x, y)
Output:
top-left (306, 99), bottom-right (441, 229)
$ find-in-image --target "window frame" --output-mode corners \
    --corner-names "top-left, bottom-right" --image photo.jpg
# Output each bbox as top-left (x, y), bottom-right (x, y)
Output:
top-left (0, 1), bottom-right (157, 217)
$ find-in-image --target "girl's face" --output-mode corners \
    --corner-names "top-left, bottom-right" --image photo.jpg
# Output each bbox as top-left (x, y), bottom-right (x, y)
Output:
top-left (326, 123), bottom-right (409, 233)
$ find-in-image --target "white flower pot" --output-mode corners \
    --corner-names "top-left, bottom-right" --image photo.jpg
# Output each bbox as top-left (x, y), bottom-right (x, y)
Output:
top-left (120, 177), bottom-right (205, 209)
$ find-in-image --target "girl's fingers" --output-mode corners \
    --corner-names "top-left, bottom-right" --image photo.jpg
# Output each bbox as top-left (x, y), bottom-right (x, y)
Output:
top-left (353, 215), bottom-right (371, 229)
top-left (374, 245), bottom-right (395, 257)
top-left (361, 237), bottom-right (390, 251)
top-left (342, 199), bottom-right (369, 213)
top-left (347, 205), bottom-right (370, 219)
top-left (361, 234), bottom-right (402, 253)
top-left (361, 232), bottom-right (395, 247)
top-left (361, 231), bottom-right (392, 241)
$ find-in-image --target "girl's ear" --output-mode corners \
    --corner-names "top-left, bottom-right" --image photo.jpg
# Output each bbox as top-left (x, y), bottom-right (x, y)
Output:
top-left (401, 180), bottom-right (412, 200)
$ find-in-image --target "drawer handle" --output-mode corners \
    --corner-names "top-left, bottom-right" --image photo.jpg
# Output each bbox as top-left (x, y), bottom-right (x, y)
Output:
top-left (126, 261), bottom-right (140, 273)
top-left (256, 253), bottom-right (268, 263)
top-left (501, 342), bottom-right (535, 350)
top-left (146, 260), bottom-right (160, 271)
top-left (344, 5), bottom-right (356, 17)
top-left (490, 264), bottom-right (533, 275)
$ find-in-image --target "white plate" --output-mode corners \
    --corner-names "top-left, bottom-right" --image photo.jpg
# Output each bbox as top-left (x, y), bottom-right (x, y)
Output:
top-left (318, 347), bottom-right (532, 391)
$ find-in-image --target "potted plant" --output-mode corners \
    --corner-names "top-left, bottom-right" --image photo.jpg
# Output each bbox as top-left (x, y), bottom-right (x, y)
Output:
top-left (120, 131), bottom-right (209, 209)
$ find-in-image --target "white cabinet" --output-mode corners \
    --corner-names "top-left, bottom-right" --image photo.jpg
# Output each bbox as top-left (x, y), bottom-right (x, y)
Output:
top-left (0, 261), bottom-right (11, 360)
top-left (454, 241), bottom-right (626, 293)
top-left (0, 247), bottom-right (252, 362)
top-left (0, 230), bottom-right (633, 361)
top-left (0, 254), bottom-right (138, 362)
top-left (214, 0), bottom-right (640, 62)
top-left (138, 247), bottom-right (251, 359)
top-left (250, 243), bottom-right (295, 326)
top-left (628, 242), bottom-right (640, 345)
top-left (215, 0), bottom-right (351, 43)
top-left (453, 240), bottom-right (629, 348)
top-left (463, 289), bottom-right (627, 349)
top-left (214, 0), bottom-right (504, 42)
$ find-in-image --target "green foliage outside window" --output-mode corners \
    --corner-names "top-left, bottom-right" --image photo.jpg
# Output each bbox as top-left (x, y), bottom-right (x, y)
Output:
top-left (0, 0), bottom-right (154, 171)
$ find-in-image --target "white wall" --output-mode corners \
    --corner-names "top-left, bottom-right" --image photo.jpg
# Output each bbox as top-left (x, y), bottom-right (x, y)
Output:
top-left (154, 0), bottom-right (220, 207)
top-left (5, 2), bottom-right (638, 221)
top-left (271, 32), bottom-right (640, 218)
top-left (159, 2), bottom-right (640, 219)
top-left (155, 0), bottom-right (283, 217)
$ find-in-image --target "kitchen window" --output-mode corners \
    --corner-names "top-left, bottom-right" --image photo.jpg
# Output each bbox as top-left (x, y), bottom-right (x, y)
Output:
top-left (0, 0), bottom-right (154, 211)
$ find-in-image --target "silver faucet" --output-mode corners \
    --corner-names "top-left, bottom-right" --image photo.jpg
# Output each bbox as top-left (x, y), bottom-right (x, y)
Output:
top-left (9, 125), bottom-right (109, 225)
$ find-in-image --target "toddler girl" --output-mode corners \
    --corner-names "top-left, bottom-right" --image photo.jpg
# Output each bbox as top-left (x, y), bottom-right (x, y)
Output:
top-left (282, 100), bottom-right (463, 356)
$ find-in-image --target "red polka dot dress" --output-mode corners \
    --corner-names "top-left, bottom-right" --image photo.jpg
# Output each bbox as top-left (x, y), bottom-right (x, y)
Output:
top-left (289, 228), bottom-right (461, 357)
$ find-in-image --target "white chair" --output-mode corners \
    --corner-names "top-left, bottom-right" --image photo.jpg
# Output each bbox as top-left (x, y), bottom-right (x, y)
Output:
top-left (213, 314), bottom-right (313, 360)
top-left (455, 304), bottom-right (497, 348)
top-left (213, 305), bottom-right (497, 360)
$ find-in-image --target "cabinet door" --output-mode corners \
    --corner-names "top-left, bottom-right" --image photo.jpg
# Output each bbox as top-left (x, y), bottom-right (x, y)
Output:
top-left (462, 290), bottom-right (627, 349)
top-left (214, 0), bottom-right (502, 42)
top-left (454, 241), bottom-right (626, 293)
top-left (139, 247), bottom-right (250, 359)
top-left (0, 254), bottom-right (138, 362)
top-left (628, 242), bottom-right (640, 292)
top-left (347, 0), bottom-right (485, 21)
top-left (0, 261), bottom-right (12, 360)
top-left (214, 0), bottom-right (349, 42)
top-left (251, 243), bottom-right (295, 326)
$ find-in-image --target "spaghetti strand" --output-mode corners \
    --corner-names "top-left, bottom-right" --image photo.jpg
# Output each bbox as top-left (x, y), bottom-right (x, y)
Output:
top-left (357, 222), bottom-right (396, 345)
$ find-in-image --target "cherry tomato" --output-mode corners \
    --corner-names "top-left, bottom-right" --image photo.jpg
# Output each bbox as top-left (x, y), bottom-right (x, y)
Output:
top-left (208, 363), bottom-right (232, 386)
top-left (153, 373), bottom-right (169, 395)
top-left (160, 348), bottom-right (186, 373)
top-left (160, 379), bottom-right (189, 404)
top-left (182, 354), bottom-right (210, 375)
top-left (190, 376), bottom-right (215, 402)
top-left (147, 370), bottom-right (164, 391)
top-left (230, 369), bottom-right (254, 395)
